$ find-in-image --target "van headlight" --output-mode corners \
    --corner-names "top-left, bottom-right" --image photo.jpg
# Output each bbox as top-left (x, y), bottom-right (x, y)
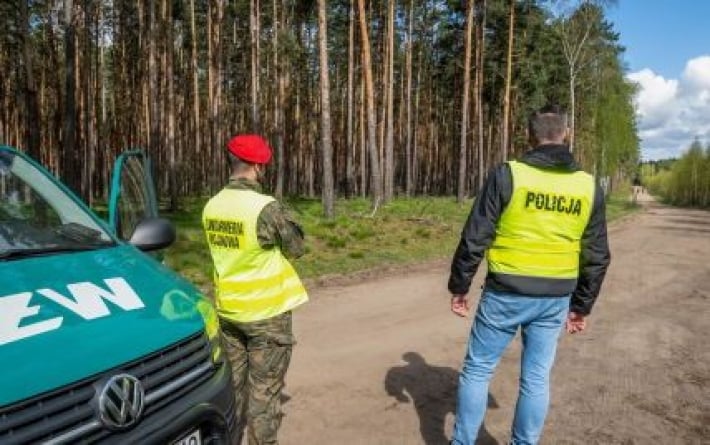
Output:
top-left (197, 299), bottom-right (224, 365)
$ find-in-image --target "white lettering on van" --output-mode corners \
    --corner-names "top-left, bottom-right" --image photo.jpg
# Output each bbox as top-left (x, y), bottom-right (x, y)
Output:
top-left (0, 292), bottom-right (63, 346)
top-left (37, 278), bottom-right (145, 320)
top-left (0, 277), bottom-right (145, 346)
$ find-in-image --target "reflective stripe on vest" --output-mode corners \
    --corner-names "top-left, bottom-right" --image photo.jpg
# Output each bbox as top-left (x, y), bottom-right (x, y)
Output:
top-left (202, 189), bottom-right (308, 322)
top-left (487, 160), bottom-right (595, 279)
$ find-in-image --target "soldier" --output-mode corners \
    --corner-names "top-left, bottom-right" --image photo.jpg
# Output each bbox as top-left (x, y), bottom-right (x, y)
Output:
top-left (202, 134), bottom-right (308, 445)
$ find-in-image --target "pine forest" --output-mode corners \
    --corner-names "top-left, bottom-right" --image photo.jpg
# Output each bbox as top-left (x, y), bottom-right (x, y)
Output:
top-left (0, 0), bottom-right (640, 213)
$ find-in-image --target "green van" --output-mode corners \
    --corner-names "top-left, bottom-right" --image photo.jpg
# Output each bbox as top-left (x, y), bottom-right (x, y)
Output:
top-left (0, 146), bottom-right (236, 444)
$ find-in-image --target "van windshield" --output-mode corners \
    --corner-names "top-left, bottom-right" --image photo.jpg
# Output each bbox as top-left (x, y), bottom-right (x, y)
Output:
top-left (0, 149), bottom-right (114, 259)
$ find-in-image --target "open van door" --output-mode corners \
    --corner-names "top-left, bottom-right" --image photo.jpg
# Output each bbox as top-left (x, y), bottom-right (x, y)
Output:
top-left (108, 151), bottom-right (175, 251)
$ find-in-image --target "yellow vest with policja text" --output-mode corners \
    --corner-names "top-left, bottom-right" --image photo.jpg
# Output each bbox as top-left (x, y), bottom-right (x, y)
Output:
top-left (202, 189), bottom-right (308, 322)
top-left (486, 160), bottom-right (595, 280)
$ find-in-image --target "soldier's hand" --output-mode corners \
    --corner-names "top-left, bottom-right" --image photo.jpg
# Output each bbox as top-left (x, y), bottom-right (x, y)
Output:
top-left (451, 294), bottom-right (470, 317)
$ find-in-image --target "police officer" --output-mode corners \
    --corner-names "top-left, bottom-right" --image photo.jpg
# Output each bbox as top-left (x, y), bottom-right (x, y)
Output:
top-left (448, 105), bottom-right (610, 444)
top-left (202, 134), bottom-right (308, 445)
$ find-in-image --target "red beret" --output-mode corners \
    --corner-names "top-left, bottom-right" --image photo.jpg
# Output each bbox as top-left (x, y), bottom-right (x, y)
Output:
top-left (226, 134), bottom-right (273, 164)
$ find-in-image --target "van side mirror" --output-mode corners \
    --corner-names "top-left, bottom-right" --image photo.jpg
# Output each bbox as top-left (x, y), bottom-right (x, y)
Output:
top-left (129, 217), bottom-right (176, 251)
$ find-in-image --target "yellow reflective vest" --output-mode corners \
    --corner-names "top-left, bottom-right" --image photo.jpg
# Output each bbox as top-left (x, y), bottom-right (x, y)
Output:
top-left (202, 188), bottom-right (308, 323)
top-left (487, 160), bottom-right (595, 280)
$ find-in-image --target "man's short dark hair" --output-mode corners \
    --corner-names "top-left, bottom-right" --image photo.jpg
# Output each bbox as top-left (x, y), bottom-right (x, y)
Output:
top-left (228, 153), bottom-right (253, 174)
top-left (529, 105), bottom-right (568, 142)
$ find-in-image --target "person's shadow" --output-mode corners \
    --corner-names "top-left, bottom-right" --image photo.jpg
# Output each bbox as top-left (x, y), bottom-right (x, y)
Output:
top-left (385, 352), bottom-right (499, 445)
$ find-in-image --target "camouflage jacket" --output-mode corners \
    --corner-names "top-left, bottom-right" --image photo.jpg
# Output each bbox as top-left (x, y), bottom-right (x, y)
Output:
top-left (225, 177), bottom-right (305, 259)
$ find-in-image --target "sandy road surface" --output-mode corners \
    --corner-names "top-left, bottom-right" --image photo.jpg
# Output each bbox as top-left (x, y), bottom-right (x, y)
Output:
top-left (280, 199), bottom-right (710, 444)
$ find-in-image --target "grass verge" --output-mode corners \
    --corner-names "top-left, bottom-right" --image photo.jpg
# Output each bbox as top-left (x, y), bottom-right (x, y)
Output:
top-left (163, 196), bottom-right (471, 291)
top-left (163, 192), bottom-right (640, 292)
top-left (605, 190), bottom-right (642, 221)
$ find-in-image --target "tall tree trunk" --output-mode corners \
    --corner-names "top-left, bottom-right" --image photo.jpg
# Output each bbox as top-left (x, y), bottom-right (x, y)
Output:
top-left (458, 0), bottom-right (474, 203)
top-left (475, 0), bottom-right (486, 192)
top-left (190, 0), bottom-right (201, 186)
top-left (62, 0), bottom-right (79, 193)
top-left (20, 0), bottom-right (41, 161)
top-left (383, 0), bottom-right (395, 202)
top-left (250, 0), bottom-right (261, 132)
top-left (357, 0), bottom-right (382, 210)
top-left (45, 11), bottom-right (62, 172)
top-left (82, 0), bottom-right (95, 203)
top-left (273, 0), bottom-right (281, 196)
top-left (558, 8), bottom-right (597, 154)
top-left (404, 0), bottom-right (414, 196)
top-left (149, 0), bottom-right (160, 161)
top-left (359, 75), bottom-right (367, 197)
top-left (166, 0), bottom-right (177, 210)
top-left (501, 0), bottom-right (514, 161)
top-left (413, 61), bottom-right (422, 192)
top-left (346, 0), bottom-right (356, 198)
top-left (208, 0), bottom-right (225, 190)
top-left (569, 68), bottom-right (576, 152)
top-left (317, 0), bottom-right (334, 217)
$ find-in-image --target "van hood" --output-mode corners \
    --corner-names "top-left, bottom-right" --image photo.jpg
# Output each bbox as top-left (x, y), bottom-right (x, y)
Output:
top-left (0, 245), bottom-right (209, 406)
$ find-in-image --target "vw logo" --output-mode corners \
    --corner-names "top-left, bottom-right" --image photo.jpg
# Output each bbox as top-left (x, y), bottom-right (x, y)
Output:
top-left (98, 374), bottom-right (145, 430)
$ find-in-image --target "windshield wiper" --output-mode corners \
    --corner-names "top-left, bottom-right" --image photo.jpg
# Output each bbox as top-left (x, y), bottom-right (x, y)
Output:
top-left (55, 222), bottom-right (105, 243)
top-left (0, 243), bottom-right (115, 261)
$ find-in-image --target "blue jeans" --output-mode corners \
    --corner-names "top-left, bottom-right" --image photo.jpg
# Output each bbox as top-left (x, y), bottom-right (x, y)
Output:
top-left (451, 289), bottom-right (570, 445)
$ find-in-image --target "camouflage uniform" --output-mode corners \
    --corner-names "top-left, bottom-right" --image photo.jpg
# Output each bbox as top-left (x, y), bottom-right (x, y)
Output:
top-left (218, 177), bottom-right (304, 445)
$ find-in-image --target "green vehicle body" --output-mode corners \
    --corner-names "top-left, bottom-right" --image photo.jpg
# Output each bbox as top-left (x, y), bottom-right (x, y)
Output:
top-left (0, 146), bottom-right (236, 444)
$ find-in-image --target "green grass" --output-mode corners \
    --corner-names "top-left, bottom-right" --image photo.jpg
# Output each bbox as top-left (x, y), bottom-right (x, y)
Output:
top-left (162, 196), bottom-right (471, 292)
top-left (605, 190), bottom-right (642, 221)
top-left (162, 192), bottom-right (640, 292)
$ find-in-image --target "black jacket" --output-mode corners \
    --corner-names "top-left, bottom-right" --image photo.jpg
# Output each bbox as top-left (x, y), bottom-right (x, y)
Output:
top-left (448, 144), bottom-right (611, 315)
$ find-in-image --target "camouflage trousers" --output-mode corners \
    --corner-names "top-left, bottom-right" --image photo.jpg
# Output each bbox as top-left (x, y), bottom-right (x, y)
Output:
top-left (219, 311), bottom-right (294, 445)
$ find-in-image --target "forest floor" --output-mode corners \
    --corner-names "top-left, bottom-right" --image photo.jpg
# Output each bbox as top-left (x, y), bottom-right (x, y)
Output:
top-left (274, 193), bottom-right (710, 444)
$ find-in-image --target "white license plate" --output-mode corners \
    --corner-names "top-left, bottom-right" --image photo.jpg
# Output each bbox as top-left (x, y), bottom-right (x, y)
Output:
top-left (173, 429), bottom-right (202, 445)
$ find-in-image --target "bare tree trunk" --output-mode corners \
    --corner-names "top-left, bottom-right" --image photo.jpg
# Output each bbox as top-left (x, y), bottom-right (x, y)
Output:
top-left (20, 0), bottom-right (41, 161)
top-left (475, 0), bottom-right (486, 192)
top-left (317, 0), bottom-right (335, 217)
top-left (250, 0), bottom-right (261, 132)
top-left (359, 76), bottom-right (367, 197)
top-left (166, 0), bottom-right (177, 210)
top-left (458, 0), bottom-right (474, 203)
top-left (45, 11), bottom-right (62, 172)
top-left (62, 0), bottom-right (78, 193)
top-left (149, 0), bottom-right (160, 161)
top-left (357, 0), bottom-right (382, 210)
top-left (190, 0), bottom-right (201, 185)
top-left (558, 7), bottom-right (597, 154)
top-left (208, 0), bottom-right (225, 191)
top-left (273, 0), bottom-right (284, 197)
top-left (404, 0), bottom-right (414, 196)
top-left (346, 0), bottom-right (356, 198)
top-left (569, 68), bottom-right (576, 152)
top-left (413, 62), bottom-right (422, 192)
top-left (383, 0), bottom-right (395, 202)
top-left (501, 0), bottom-right (514, 161)
top-left (82, 0), bottom-right (96, 204)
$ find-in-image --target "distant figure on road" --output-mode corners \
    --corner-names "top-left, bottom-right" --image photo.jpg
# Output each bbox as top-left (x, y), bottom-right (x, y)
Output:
top-left (202, 134), bottom-right (309, 445)
top-left (632, 175), bottom-right (644, 204)
top-left (447, 105), bottom-right (611, 444)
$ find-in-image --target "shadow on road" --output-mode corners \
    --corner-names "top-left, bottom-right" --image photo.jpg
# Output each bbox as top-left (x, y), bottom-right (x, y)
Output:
top-left (385, 352), bottom-right (499, 445)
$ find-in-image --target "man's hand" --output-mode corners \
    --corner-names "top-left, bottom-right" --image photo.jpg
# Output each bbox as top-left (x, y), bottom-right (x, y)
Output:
top-left (451, 294), bottom-right (470, 317)
top-left (566, 311), bottom-right (587, 334)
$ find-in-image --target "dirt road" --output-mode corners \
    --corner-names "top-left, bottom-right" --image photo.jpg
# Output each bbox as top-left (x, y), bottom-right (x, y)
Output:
top-left (280, 199), bottom-right (710, 444)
